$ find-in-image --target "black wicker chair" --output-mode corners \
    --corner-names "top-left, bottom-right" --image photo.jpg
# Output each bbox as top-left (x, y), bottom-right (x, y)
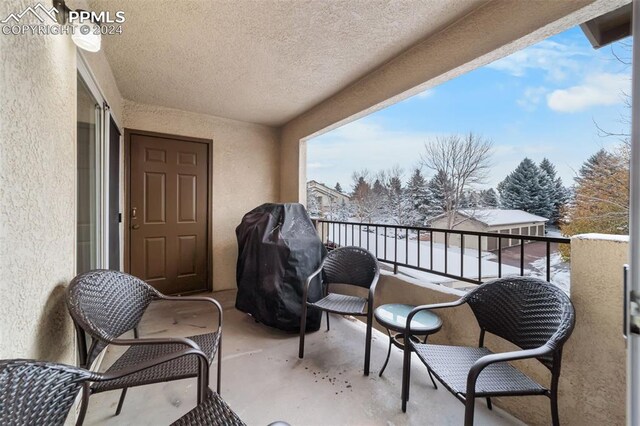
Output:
top-left (0, 349), bottom-right (231, 426)
top-left (401, 276), bottom-right (575, 426)
top-left (298, 246), bottom-right (380, 375)
top-left (66, 269), bottom-right (223, 423)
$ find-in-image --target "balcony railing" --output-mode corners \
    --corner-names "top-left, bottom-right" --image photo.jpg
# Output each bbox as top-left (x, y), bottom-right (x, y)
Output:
top-left (313, 219), bottom-right (570, 285)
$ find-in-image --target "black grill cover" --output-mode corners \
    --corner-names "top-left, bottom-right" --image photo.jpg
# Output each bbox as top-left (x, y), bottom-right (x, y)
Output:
top-left (235, 203), bottom-right (326, 332)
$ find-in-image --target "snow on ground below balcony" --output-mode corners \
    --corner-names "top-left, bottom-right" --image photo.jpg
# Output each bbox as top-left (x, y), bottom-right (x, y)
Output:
top-left (325, 223), bottom-right (569, 293)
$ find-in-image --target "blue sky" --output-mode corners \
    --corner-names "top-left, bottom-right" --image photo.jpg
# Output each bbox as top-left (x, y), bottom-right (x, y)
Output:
top-left (308, 27), bottom-right (631, 191)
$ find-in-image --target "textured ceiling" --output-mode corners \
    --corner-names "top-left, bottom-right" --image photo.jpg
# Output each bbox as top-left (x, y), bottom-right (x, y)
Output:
top-left (89, 0), bottom-right (486, 126)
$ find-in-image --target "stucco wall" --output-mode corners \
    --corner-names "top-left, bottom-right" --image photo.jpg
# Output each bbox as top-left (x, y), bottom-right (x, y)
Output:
top-left (0, 1), bottom-right (77, 362)
top-left (0, 0), bottom-right (124, 365)
top-left (278, 0), bottom-right (626, 205)
top-left (338, 233), bottom-right (628, 425)
top-left (561, 234), bottom-right (628, 426)
top-left (123, 101), bottom-right (280, 292)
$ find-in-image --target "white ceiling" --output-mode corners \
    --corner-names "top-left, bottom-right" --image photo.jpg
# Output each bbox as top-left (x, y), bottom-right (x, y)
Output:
top-left (89, 0), bottom-right (487, 126)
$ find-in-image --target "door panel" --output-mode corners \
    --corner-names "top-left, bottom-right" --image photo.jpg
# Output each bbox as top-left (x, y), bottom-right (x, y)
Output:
top-left (130, 133), bottom-right (209, 294)
top-left (108, 118), bottom-right (121, 270)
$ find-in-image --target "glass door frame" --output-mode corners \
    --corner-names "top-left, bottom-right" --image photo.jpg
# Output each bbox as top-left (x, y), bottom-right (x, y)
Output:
top-left (77, 53), bottom-right (123, 271)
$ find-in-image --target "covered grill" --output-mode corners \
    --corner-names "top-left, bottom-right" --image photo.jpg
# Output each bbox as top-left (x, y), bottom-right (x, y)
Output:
top-left (235, 203), bottom-right (326, 332)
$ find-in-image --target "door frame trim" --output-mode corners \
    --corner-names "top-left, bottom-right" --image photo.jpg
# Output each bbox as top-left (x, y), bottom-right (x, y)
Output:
top-left (124, 128), bottom-right (213, 293)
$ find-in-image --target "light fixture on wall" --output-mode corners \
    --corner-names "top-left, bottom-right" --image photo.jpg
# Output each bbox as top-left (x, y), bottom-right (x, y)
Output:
top-left (53, 0), bottom-right (101, 52)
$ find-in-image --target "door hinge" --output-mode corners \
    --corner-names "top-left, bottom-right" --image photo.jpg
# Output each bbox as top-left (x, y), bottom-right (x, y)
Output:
top-left (118, 213), bottom-right (122, 223)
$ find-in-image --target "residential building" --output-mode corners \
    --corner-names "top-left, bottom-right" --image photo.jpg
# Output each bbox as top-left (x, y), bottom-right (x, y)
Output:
top-left (429, 209), bottom-right (548, 251)
top-left (307, 180), bottom-right (350, 218)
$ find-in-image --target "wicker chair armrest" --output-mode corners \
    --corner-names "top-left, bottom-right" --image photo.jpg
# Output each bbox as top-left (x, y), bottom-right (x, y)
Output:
top-left (95, 347), bottom-right (209, 382)
top-left (110, 336), bottom-right (203, 351)
top-left (404, 299), bottom-right (466, 331)
top-left (158, 295), bottom-right (223, 332)
top-left (465, 344), bottom-right (553, 398)
top-left (368, 271), bottom-right (380, 304)
top-left (302, 266), bottom-right (324, 302)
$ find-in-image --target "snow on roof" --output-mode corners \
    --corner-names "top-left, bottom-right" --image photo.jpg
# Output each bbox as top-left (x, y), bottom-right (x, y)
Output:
top-left (457, 209), bottom-right (548, 226)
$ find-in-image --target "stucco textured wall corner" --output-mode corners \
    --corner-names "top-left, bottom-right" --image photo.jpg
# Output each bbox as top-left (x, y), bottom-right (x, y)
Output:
top-left (278, 0), bottom-right (626, 204)
top-left (123, 100), bottom-right (280, 292)
top-left (0, 0), bottom-right (77, 363)
top-left (561, 234), bottom-right (628, 426)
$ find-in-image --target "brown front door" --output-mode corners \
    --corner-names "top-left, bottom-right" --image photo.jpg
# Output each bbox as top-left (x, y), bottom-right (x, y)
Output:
top-left (128, 131), bottom-right (209, 294)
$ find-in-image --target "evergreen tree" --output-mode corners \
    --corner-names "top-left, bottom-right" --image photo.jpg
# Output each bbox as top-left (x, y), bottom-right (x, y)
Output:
top-left (498, 158), bottom-right (554, 218)
top-left (459, 190), bottom-right (483, 209)
top-left (427, 170), bottom-right (451, 218)
top-left (334, 182), bottom-right (343, 193)
top-left (335, 199), bottom-right (351, 221)
top-left (539, 158), bottom-right (568, 224)
top-left (406, 168), bottom-right (432, 225)
top-left (372, 179), bottom-right (386, 197)
top-left (480, 188), bottom-right (499, 207)
top-left (458, 191), bottom-right (470, 208)
top-left (575, 149), bottom-right (619, 185)
top-left (351, 173), bottom-right (374, 222)
top-left (386, 175), bottom-right (402, 223)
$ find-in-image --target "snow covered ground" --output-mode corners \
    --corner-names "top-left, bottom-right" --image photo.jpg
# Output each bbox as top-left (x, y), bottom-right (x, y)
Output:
top-left (325, 223), bottom-right (569, 293)
top-left (530, 252), bottom-right (570, 293)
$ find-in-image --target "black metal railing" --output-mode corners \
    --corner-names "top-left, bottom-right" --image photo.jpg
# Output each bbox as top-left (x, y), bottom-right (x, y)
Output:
top-left (313, 219), bottom-right (570, 285)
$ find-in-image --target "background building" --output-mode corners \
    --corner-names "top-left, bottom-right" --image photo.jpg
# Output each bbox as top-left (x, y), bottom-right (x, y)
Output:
top-left (429, 209), bottom-right (548, 251)
top-left (307, 180), bottom-right (350, 218)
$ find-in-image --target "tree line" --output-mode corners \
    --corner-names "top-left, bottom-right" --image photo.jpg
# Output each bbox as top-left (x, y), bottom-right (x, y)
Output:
top-left (318, 133), bottom-right (568, 228)
top-left (310, 133), bottom-right (629, 238)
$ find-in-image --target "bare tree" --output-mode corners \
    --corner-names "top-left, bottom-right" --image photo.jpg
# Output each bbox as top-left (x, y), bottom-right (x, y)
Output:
top-left (420, 133), bottom-right (493, 229)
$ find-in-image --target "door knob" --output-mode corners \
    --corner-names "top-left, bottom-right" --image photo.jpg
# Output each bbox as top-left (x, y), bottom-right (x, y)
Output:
top-left (132, 224), bottom-right (140, 230)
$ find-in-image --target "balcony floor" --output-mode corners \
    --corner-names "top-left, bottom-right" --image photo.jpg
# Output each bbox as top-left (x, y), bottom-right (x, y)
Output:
top-left (84, 290), bottom-right (524, 426)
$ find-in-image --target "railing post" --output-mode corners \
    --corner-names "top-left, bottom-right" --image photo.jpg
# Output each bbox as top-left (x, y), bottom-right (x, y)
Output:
top-left (546, 240), bottom-right (551, 282)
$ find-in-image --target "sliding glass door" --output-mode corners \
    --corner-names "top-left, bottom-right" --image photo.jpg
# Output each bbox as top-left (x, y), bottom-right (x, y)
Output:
top-left (76, 73), bottom-right (103, 274)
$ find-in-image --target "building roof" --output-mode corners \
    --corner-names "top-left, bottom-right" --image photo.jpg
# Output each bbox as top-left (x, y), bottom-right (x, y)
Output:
top-left (307, 180), bottom-right (351, 200)
top-left (456, 209), bottom-right (548, 226)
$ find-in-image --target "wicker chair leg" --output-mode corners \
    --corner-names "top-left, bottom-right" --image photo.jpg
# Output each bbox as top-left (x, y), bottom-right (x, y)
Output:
top-left (406, 360), bottom-right (411, 401)
top-left (76, 382), bottom-right (90, 426)
top-left (426, 366), bottom-right (438, 390)
top-left (115, 388), bottom-right (127, 416)
top-left (486, 397), bottom-right (492, 410)
top-left (216, 335), bottom-right (222, 395)
top-left (298, 304), bottom-right (307, 359)
top-left (326, 311), bottom-right (330, 331)
top-left (464, 396), bottom-right (476, 426)
top-left (550, 391), bottom-right (560, 426)
top-left (364, 313), bottom-right (372, 376)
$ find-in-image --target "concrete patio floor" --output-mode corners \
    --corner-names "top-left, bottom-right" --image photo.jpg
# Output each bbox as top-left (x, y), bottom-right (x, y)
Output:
top-left (84, 290), bottom-right (524, 426)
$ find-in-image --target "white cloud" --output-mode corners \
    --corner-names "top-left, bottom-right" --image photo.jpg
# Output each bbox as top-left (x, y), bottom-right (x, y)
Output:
top-left (547, 72), bottom-right (630, 112)
top-left (307, 162), bottom-right (328, 169)
top-left (414, 89), bottom-right (434, 99)
top-left (308, 119), bottom-right (442, 190)
top-left (488, 40), bottom-right (587, 82)
top-left (517, 86), bottom-right (548, 110)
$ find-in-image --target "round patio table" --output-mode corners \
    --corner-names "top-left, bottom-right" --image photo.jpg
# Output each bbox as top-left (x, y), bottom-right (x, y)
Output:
top-left (374, 303), bottom-right (442, 377)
